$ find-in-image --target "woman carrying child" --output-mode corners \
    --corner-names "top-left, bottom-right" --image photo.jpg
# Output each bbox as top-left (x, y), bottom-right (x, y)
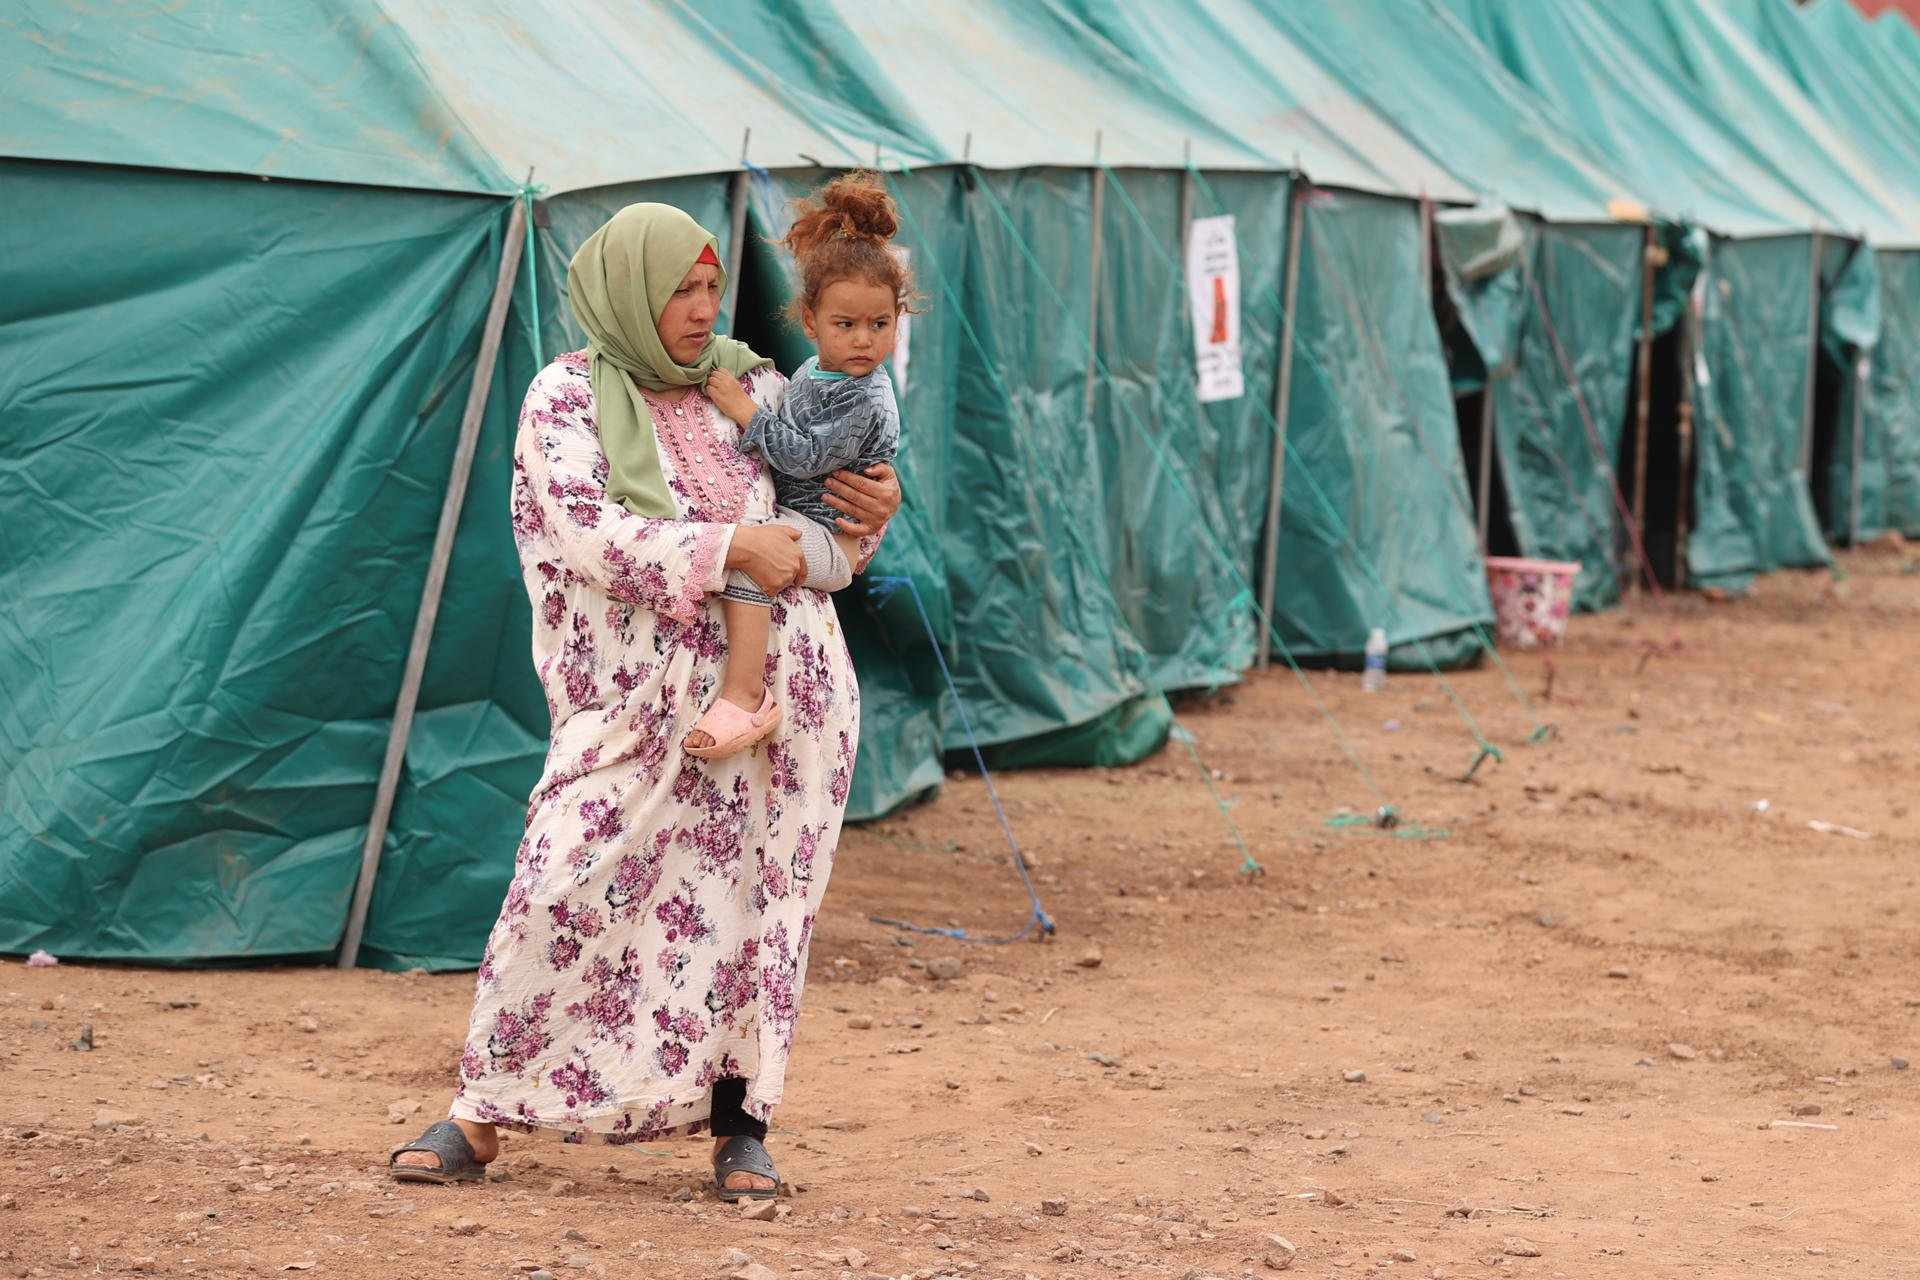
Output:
top-left (387, 174), bottom-right (910, 1200)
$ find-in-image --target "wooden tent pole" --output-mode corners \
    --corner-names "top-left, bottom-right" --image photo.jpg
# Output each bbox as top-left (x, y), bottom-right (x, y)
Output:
top-left (1084, 133), bottom-right (1106, 417)
top-left (1476, 388), bottom-right (1496, 556)
top-left (338, 198), bottom-right (528, 970)
top-left (1675, 280), bottom-right (1696, 581)
top-left (1257, 181), bottom-right (1307, 669)
top-left (1630, 224), bottom-right (1655, 596)
top-left (1850, 354), bottom-right (1867, 545)
top-left (721, 128), bottom-right (752, 327)
top-left (1801, 231), bottom-right (1822, 476)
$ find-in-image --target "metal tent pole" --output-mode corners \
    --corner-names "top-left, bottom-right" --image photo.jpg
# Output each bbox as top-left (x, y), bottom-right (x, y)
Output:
top-left (1257, 181), bottom-right (1307, 669)
top-left (337, 197), bottom-right (529, 970)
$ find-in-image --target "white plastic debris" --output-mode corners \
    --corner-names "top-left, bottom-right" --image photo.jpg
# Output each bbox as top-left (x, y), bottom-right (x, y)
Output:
top-left (26, 950), bottom-right (58, 967)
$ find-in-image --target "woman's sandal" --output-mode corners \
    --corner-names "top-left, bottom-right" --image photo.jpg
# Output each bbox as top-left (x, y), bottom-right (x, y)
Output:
top-left (712, 1135), bottom-right (781, 1201)
top-left (388, 1120), bottom-right (487, 1185)
top-left (684, 691), bottom-right (782, 760)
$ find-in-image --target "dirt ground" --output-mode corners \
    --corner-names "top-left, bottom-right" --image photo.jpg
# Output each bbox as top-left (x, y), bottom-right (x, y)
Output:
top-left (5, 548), bottom-right (1919, 1280)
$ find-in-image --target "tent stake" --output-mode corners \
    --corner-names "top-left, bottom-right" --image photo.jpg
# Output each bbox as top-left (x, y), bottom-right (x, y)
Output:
top-left (1257, 181), bottom-right (1307, 670)
top-left (1084, 132), bottom-right (1105, 417)
top-left (721, 128), bottom-right (752, 326)
top-left (337, 197), bottom-right (528, 970)
top-left (1630, 225), bottom-right (1655, 595)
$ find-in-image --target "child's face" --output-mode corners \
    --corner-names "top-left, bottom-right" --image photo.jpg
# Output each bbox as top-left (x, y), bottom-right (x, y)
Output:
top-left (802, 279), bottom-right (899, 376)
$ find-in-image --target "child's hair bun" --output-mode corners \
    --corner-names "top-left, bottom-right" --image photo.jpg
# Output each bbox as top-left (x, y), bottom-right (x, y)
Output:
top-left (784, 172), bottom-right (898, 258)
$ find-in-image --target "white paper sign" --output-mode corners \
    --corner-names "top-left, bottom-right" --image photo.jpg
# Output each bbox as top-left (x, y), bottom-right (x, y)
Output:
top-left (890, 247), bottom-right (912, 393)
top-left (1187, 214), bottom-right (1244, 403)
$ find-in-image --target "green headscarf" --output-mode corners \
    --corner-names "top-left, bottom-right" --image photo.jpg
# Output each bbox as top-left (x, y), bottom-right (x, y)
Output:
top-left (566, 203), bottom-right (772, 518)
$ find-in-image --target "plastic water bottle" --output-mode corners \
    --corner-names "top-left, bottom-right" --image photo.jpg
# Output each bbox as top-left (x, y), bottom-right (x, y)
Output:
top-left (1361, 627), bottom-right (1388, 693)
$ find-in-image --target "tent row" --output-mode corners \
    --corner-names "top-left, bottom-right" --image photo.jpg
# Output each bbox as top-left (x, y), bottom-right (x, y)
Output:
top-left (3, 0), bottom-right (1916, 968)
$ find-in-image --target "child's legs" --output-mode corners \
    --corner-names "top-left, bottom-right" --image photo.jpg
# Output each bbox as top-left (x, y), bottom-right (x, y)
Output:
top-left (718, 575), bottom-right (773, 709)
top-left (774, 509), bottom-right (854, 592)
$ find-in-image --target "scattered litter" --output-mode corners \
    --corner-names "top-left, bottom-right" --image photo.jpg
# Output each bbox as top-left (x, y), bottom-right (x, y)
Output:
top-left (1750, 799), bottom-right (1771, 815)
top-left (1808, 819), bottom-right (1871, 840)
top-left (1767, 1120), bottom-right (1838, 1132)
top-left (26, 951), bottom-right (57, 968)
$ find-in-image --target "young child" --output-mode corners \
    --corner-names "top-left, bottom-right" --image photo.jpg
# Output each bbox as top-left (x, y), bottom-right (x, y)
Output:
top-left (685, 172), bottom-right (909, 759)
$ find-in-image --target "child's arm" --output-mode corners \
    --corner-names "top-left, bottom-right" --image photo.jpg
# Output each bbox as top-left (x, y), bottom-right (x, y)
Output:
top-left (730, 375), bottom-right (886, 481)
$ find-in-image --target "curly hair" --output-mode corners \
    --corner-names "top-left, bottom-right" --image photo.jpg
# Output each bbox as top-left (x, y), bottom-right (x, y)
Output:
top-left (781, 171), bottom-right (920, 319)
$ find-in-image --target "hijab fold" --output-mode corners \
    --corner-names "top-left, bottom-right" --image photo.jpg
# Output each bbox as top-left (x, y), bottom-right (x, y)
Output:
top-left (566, 203), bottom-right (771, 518)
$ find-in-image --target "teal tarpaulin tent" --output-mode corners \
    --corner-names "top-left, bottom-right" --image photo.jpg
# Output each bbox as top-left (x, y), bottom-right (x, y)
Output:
top-left (2, 0), bottom-right (1518, 967)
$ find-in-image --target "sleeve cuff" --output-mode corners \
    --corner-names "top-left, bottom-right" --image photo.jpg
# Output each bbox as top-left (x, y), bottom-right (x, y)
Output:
top-left (705, 523), bottom-right (737, 595)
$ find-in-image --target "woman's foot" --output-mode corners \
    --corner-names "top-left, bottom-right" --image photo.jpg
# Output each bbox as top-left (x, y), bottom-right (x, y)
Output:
top-left (712, 1135), bottom-right (777, 1196)
top-left (392, 1117), bottom-right (498, 1175)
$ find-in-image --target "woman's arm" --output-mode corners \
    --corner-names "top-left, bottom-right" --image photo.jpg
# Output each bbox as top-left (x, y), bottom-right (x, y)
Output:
top-left (514, 370), bottom-right (732, 623)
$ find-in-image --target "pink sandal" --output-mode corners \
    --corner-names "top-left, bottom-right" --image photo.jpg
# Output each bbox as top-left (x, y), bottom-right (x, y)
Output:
top-left (684, 691), bottom-right (782, 760)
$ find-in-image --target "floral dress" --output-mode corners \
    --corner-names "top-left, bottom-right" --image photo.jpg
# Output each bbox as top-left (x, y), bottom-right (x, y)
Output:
top-left (449, 351), bottom-right (870, 1142)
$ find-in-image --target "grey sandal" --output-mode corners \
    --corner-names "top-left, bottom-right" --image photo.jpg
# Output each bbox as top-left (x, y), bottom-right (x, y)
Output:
top-left (389, 1120), bottom-right (486, 1185)
top-left (712, 1134), bottom-right (780, 1201)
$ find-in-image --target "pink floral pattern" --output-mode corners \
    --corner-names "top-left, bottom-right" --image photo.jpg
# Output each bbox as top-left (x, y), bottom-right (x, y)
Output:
top-left (451, 353), bottom-right (870, 1142)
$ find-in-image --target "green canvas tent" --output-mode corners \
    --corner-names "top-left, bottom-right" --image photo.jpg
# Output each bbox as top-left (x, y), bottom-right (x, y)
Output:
top-left (2, 0), bottom-right (1527, 967)
top-left (1442, 0), bottom-right (1915, 589)
top-left (1735, 0), bottom-right (1920, 543)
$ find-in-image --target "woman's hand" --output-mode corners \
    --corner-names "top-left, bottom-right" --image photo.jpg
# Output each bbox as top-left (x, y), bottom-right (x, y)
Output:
top-left (823, 462), bottom-right (902, 536)
top-left (726, 523), bottom-right (805, 595)
top-left (705, 370), bottom-right (758, 426)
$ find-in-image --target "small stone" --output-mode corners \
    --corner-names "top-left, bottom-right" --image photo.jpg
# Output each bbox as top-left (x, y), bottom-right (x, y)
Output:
top-left (1089, 1052), bottom-right (1119, 1068)
top-left (846, 1015), bottom-right (873, 1030)
top-left (90, 1108), bottom-right (142, 1131)
top-left (1341, 1070), bottom-right (1367, 1084)
top-left (927, 958), bottom-right (964, 981)
top-left (1502, 1238), bottom-right (1542, 1258)
top-left (1606, 967), bottom-right (1631, 979)
top-left (1793, 1103), bottom-right (1822, 1117)
top-left (1893, 1058), bottom-right (1910, 1071)
top-left (1700, 1174), bottom-right (1720, 1183)
top-left (1024, 1141), bottom-right (1044, 1156)
top-left (70, 1024), bottom-right (94, 1052)
top-left (528, 1272), bottom-right (556, 1280)
top-left (1806, 1247), bottom-right (1827, 1257)
top-left (1264, 1234), bottom-right (1299, 1270)
top-left (562, 1229), bottom-right (586, 1243)
top-left (1461, 1048), bottom-right (1479, 1061)
top-left (450, 1217), bottom-right (481, 1236)
top-left (386, 1099), bottom-right (421, 1124)
top-left (297, 1016), bottom-right (319, 1033)
top-left (1390, 1248), bottom-right (1417, 1263)
top-left (1077, 949), bottom-right (1104, 969)
top-left (1534, 911), bottom-right (1556, 929)
top-left (738, 1199), bottom-right (777, 1221)
top-left (1667, 1042), bottom-right (1698, 1061)
top-left (721, 1249), bottom-right (752, 1270)
top-left (1040, 1198), bottom-right (1068, 1216)
top-left (727, 1266), bottom-right (779, 1280)
top-left (966, 1187), bottom-right (990, 1202)
top-left (1320, 1190), bottom-right (1347, 1208)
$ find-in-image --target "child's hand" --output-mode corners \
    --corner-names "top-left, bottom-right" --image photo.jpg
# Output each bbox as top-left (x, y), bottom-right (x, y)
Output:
top-left (705, 369), bottom-right (757, 426)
